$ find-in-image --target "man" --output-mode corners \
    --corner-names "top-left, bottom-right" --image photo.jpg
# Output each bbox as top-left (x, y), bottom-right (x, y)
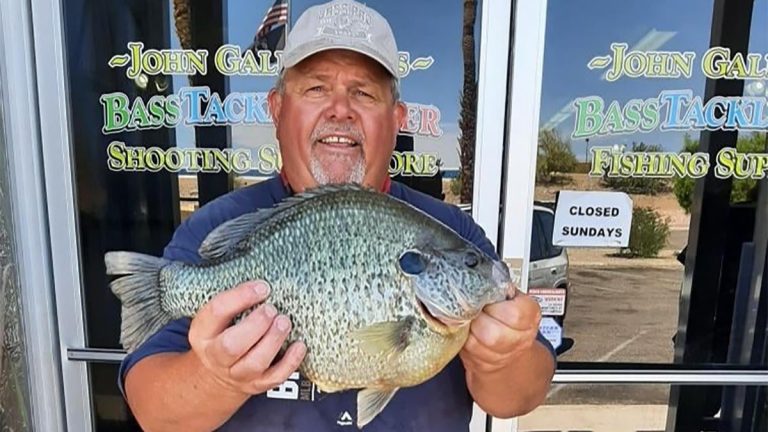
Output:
top-left (119, 0), bottom-right (556, 430)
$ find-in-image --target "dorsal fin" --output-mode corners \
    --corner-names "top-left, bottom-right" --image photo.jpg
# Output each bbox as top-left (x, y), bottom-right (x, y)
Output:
top-left (197, 182), bottom-right (380, 261)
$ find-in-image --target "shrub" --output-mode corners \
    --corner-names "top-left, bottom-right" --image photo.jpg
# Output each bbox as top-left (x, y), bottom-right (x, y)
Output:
top-left (621, 207), bottom-right (670, 258)
top-left (601, 142), bottom-right (671, 195)
top-left (449, 176), bottom-right (462, 196)
top-left (673, 133), bottom-right (765, 213)
top-left (573, 162), bottom-right (592, 174)
top-left (537, 129), bottom-right (578, 184)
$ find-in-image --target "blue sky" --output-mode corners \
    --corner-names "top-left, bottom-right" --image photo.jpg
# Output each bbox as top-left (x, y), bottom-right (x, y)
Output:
top-left (540, 0), bottom-right (768, 159)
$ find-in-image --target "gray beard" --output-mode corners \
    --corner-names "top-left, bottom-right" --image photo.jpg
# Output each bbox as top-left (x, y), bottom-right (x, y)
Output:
top-left (310, 153), bottom-right (366, 185)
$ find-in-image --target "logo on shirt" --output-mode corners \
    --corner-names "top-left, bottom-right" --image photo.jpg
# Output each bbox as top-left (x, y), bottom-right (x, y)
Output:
top-left (337, 411), bottom-right (354, 426)
top-left (267, 372), bottom-right (323, 401)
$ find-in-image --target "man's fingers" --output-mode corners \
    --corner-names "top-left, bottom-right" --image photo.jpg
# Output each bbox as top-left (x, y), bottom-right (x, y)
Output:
top-left (461, 333), bottom-right (507, 365)
top-left (505, 283), bottom-right (520, 300)
top-left (229, 315), bottom-right (293, 381)
top-left (484, 293), bottom-right (541, 330)
top-left (469, 312), bottom-right (516, 350)
top-left (191, 281), bottom-right (271, 340)
top-left (208, 303), bottom-right (278, 368)
top-left (258, 342), bottom-right (307, 389)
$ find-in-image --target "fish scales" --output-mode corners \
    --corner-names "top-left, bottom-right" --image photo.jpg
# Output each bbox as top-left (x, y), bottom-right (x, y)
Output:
top-left (160, 188), bottom-right (461, 389)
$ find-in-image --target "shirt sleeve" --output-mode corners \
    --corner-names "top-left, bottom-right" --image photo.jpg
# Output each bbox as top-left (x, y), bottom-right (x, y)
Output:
top-left (449, 206), bottom-right (499, 260)
top-left (117, 318), bottom-right (192, 396)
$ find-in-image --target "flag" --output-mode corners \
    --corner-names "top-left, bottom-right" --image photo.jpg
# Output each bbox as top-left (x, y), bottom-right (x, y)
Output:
top-left (249, 0), bottom-right (289, 57)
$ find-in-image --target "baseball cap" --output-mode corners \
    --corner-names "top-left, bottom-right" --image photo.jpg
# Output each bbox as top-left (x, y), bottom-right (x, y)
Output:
top-left (281, 0), bottom-right (400, 80)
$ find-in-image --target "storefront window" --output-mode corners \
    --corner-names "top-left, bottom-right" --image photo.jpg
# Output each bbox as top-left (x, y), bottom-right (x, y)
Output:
top-left (532, 0), bottom-right (718, 365)
top-left (62, 0), bottom-right (483, 346)
top-left (0, 60), bottom-right (32, 431)
top-left (532, 0), bottom-right (768, 367)
top-left (527, 0), bottom-right (768, 429)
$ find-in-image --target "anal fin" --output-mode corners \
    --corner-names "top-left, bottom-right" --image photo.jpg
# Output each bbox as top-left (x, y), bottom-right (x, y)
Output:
top-left (357, 387), bottom-right (398, 429)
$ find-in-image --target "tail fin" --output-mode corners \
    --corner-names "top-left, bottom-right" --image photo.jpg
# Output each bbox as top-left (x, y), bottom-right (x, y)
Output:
top-left (105, 251), bottom-right (173, 353)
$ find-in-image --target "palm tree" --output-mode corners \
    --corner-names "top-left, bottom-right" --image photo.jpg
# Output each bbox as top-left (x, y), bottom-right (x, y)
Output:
top-left (458, 0), bottom-right (478, 204)
top-left (172, 0), bottom-right (192, 51)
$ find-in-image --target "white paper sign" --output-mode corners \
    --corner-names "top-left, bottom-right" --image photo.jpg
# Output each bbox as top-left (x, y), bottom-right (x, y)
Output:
top-left (539, 317), bottom-right (562, 351)
top-left (529, 288), bottom-right (566, 316)
top-left (552, 190), bottom-right (633, 247)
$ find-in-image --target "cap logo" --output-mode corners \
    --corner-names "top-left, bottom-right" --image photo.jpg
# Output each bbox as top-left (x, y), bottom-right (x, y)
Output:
top-left (316, 2), bottom-right (373, 42)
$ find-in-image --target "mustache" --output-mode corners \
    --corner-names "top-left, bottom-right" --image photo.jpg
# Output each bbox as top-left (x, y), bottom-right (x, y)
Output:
top-left (310, 122), bottom-right (364, 143)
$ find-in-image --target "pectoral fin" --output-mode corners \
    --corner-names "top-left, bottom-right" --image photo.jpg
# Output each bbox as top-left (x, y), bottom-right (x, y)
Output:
top-left (348, 317), bottom-right (414, 360)
top-left (357, 387), bottom-right (399, 429)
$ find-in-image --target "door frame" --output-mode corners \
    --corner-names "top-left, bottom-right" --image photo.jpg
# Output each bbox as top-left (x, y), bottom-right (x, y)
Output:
top-left (0, 0), bottom-right (76, 430)
top-left (25, 0), bottom-right (95, 430)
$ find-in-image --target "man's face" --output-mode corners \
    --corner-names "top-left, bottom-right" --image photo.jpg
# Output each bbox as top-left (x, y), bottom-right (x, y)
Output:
top-left (268, 50), bottom-right (406, 192)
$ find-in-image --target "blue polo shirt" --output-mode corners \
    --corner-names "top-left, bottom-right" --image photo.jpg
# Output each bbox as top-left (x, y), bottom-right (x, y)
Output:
top-left (118, 175), bottom-right (556, 431)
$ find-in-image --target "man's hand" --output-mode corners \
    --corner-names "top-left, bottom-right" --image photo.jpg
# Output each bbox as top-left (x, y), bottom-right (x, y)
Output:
top-left (458, 283), bottom-right (554, 418)
top-left (188, 280), bottom-right (307, 397)
top-left (123, 280), bottom-right (308, 432)
top-left (459, 284), bottom-right (542, 373)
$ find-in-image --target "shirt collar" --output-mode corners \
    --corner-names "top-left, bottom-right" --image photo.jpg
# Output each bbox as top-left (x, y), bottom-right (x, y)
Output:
top-left (279, 170), bottom-right (392, 194)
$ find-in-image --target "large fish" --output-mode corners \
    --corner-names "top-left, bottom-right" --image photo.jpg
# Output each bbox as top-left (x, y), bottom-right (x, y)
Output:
top-left (105, 183), bottom-right (511, 428)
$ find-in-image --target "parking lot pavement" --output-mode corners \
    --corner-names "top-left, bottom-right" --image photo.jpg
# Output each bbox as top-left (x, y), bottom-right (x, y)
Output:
top-left (544, 265), bottom-right (684, 405)
top-left (518, 404), bottom-right (668, 432)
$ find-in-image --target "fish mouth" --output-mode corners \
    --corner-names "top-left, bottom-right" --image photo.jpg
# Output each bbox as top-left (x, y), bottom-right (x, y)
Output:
top-left (416, 298), bottom-right (468, 333)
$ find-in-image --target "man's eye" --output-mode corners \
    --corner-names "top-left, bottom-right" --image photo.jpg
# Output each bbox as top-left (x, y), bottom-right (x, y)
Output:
top-left (307, 86), bottom-right (324, 93)
top-left (356, 90), bottom-right (373, 98)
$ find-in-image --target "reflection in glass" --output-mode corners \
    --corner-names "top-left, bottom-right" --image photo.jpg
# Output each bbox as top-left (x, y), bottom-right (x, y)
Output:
top-left (90, 363), bottom-right (142, 432)
top-left (0, 79), bottom-right (32, 430)
top-left (534, 0), bottom-right (729, 365)
top-left (62, 0), bottom-right (181, 349)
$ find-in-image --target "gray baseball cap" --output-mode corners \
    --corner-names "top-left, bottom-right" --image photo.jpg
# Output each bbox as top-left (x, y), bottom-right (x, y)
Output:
top-left (281, 0), bottom-right (400, 80)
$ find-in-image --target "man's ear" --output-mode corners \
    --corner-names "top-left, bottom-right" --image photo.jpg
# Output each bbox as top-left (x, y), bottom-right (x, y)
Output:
top-left (267, 88), bottom-right (282, 127)
top-left (394, 101), bottom-right (407, 134)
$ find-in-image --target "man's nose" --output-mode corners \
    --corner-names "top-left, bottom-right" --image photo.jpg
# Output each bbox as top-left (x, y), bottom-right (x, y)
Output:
top-left (325, 91), bottom-right (355, 121)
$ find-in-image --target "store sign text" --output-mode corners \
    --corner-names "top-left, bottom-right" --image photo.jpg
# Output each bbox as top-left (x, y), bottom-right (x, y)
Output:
top-left (100, 88), bottom-right (442, 138)
top-left (589, 146), bottom-right (768, 180)
top-left (577, 43), bottom-right (768, 180)
top-left (578, 45), bottom-right (768, 138)
top-left (106, 142), bottom-right (440, 177)
top-left (108, 42), bottom-right (435, 79)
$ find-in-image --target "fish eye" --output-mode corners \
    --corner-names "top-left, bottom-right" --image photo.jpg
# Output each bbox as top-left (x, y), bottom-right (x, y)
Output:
top-left (399, 250), bottom-right (427, 275)
top-left (464, 252), bottom-right (479, 268)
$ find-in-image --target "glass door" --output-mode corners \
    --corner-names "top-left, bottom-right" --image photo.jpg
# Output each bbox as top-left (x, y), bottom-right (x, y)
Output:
top-left (503, 0), bottom-right (768, 431)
